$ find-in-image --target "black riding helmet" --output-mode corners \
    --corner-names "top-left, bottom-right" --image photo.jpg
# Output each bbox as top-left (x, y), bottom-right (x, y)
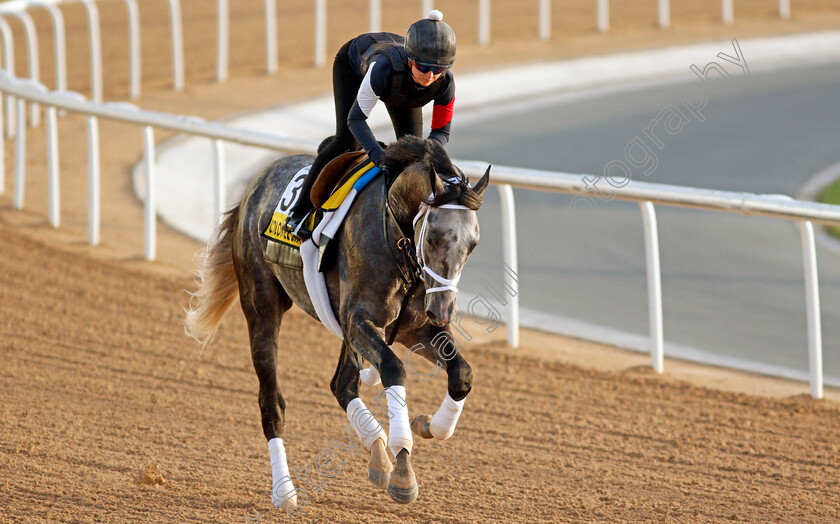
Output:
top-left (405, 10), bottom-right (456, 69)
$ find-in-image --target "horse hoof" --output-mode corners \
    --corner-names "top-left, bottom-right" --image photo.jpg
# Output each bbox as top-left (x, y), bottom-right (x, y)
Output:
top-left (410, 414), bottom-right (433, 439)
top-left (368, 438), bottom-right (392, 489)
top-left (388, 482), bottom-right (419, 504)
top-left (387, 449), bottom-right (418, 504)
top-left (272, 494), bottom-right (297, 510)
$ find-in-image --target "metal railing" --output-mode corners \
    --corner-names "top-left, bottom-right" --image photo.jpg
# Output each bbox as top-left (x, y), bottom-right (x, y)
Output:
top-left (1, 71), bottom-right (838, 398)
top-left (0, 0), bottom-right (801, 142)
top-left (0, 0), bottom-right (799, 114)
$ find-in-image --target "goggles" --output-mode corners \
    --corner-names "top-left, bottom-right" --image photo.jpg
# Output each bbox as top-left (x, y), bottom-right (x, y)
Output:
top-left (409, 57), bottom-right (445, 75)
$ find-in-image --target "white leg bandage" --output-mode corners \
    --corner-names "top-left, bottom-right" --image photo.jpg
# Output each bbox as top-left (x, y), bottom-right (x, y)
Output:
top-left (385, 385), bottom-right (413, 458)
top-left (429, 393), bottom-right (465, 440)
top-left (359, 365), bottom-right (381, 386)
top-left (268, 438), bottom-right (297, 509)
top-left (346, 397), bottom-right (387, 452)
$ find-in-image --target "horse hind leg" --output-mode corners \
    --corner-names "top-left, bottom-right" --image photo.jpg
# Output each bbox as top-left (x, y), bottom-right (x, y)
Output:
top-left (330, 342), bottom-right (392, 489)
top-left (239, 259), bottom-right (298, 510)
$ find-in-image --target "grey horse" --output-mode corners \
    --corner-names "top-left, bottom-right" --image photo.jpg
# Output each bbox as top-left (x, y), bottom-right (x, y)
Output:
top-left (185, 136), bottom-right (489, 510)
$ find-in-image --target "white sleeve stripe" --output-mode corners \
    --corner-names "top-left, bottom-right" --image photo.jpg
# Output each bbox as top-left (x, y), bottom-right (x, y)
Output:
top-left (357, 62), bottom-right (380, 118)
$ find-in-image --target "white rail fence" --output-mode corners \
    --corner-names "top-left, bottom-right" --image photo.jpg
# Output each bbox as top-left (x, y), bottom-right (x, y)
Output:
top-left (1, 71), bottom-right (839, 399)
top-left (0, 0), bottom-right (802, 139)
top-left (0, 0), bottom-right (799, 124)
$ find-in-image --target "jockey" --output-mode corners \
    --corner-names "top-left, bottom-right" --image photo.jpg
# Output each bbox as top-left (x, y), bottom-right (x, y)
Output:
top-left (283, 10), bottom-right (456, 237)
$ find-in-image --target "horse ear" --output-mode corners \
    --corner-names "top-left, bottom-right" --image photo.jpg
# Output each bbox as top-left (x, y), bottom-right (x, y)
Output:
top-left (472, 165), bottom-right (491, 196)
top-left (429, 163), bottom-right (446, 197)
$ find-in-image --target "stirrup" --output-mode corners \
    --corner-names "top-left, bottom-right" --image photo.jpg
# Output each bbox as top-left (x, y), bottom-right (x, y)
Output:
top-left (284, 213), bottom-right (312, 240)
top-left (282, 214), bottom-right (304, 233)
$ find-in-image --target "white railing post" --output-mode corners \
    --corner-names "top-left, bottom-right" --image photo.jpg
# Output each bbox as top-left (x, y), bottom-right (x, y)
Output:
top-left (798, 221), bottom-right (823, 399)
top-left (722, 0), bottom-right (734, 24)
top-left (422, 0), bottom-right (433, 17)
top-left (314, 0), bottom-right (327, 67)
top-left (122, 0), bottom-right (141, 98)
top-left (46, 105), bottom-right (59, 227)
top-left (7, 12), bottom-right (40, 125)
top-left (539, 0), bottom-right (550, 41)
top-left (30, 3), bottom-right (66, 93)
top-left (640, 201), bottom-right (664, 373)
top-left (597, 0), bottom-right (609, 32)
top-left (498, 184), bottom-right (519, 348)
top-left (0, 17), bottom-right (16, 138)
top-left (167, 0), bottom-right (185, 91)
top-left (213, 139), bottom-right (225, 222)
top-left (370, 0), bottom-right (381, 33)
top-left (143, 126), bottom-right (156, 260)
top-left (217, 0), bottom-right (229, 82)
top-left (779, 0), bottom-right (790, 19)
top-left (265, 0), bottom-right (277, 74)
top-left (13, 97), bottom-right (25, 208)
top-left (87, 115), bottom-right (100, 245)
top-left (478, 0), bottom-right (490, 46)
top-left (76, 0), bottom-right (103, 102)
top-left (658, 0), bottom-right (670, 29)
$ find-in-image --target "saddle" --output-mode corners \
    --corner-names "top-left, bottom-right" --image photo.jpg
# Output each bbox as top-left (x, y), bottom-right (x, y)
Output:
top-left (264, 151), bottom-right (381, 270)
top-left (310, 150), bottom-right (370, 210)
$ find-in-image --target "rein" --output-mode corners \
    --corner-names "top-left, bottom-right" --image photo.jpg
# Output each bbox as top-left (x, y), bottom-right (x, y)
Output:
top-left (382, 179), bottom-right (422, 346)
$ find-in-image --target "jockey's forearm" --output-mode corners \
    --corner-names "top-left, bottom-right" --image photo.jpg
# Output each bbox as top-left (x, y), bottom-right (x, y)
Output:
top-left (347, 114), bottom-right (385, 165)
top-left (428, 127), bottom-right (450, 147)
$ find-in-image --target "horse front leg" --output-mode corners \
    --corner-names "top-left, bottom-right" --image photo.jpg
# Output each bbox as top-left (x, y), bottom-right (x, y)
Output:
top-left (344, 311), bottom-right (418, 504)
top-left (401, 325), bottom-right (472, 441)
top-left (329, 341), bottom-right (392, 490)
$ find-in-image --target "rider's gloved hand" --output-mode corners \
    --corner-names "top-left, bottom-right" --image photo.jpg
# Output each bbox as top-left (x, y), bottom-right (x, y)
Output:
top-left (369, 145), bottom-right (387, 168)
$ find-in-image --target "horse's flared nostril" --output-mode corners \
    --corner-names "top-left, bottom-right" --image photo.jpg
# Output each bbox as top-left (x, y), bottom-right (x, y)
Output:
top-left (426, 309), bottom-right (450, 326)
top-left (426, 310), bottom-right (438, 325)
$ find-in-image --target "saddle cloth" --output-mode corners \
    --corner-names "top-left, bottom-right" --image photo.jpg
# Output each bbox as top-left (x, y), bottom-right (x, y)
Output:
top-left (262, 155), bottom-right (381, 338)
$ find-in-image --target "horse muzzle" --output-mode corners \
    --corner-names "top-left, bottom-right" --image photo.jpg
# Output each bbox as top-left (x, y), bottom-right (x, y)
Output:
top-left (425, 292), bottom-right (457, 326)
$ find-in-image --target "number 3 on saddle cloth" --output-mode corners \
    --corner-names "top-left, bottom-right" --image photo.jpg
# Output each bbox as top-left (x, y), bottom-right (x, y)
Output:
top-left (262, 151), bottom-right (382, 338)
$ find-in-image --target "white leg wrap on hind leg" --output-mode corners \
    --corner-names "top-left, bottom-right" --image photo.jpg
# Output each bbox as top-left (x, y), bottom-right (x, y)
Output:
top-left (268, 438), bottom-right (297, 509)
top-left (346, 397), bottom-right (387, 451)
top-left (385, 385), bottom-right (413, 458)
top-left (430, 393), bottom-right (465, 440)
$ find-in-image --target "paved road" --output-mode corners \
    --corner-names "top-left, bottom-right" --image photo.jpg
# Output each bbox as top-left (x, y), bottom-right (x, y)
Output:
top-left (449, 63), bottom-right (840, 383)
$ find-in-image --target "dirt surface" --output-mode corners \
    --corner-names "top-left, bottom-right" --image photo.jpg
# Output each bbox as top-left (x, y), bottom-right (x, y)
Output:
top-left (3, 1), bottom-right (840, 522)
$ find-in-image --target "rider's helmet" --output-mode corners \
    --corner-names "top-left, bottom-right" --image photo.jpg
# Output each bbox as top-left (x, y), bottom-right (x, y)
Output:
top-left (405, 10), bottom-right (456, 70)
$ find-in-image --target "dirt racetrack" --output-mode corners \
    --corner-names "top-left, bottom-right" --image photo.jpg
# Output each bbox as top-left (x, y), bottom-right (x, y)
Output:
top-left (3, 1), bottom-right (840, 522)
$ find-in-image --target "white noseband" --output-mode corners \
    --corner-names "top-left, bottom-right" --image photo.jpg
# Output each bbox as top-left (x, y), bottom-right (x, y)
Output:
top-left (412, 197), bottom-right (470, 295)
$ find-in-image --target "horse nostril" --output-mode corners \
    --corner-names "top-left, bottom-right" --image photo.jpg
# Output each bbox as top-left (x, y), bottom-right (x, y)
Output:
top-left (426, 310), bottom-right (438, 324)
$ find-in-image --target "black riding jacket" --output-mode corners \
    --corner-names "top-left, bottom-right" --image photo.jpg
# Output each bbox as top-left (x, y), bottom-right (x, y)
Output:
top-left (344, 33), bottom-right (455, 163)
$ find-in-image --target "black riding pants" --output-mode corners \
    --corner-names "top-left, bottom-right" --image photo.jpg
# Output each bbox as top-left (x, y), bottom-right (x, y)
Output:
top-left (289, 42), bottom-right (423, 216)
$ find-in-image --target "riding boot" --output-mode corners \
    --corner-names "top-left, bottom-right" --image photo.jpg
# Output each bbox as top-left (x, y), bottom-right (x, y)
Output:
top-left (282, 169), bottom-right (319, 237)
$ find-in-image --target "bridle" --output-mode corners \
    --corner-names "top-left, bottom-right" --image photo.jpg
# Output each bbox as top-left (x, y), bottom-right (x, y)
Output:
top-left (412, 197), bottom-right (469, 294)
top-left (382, 176), bottom-right (470, 344)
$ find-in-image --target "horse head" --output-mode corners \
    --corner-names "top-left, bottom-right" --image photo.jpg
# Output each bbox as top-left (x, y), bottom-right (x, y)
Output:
top-left (383, 137), bottom-right (490, 326)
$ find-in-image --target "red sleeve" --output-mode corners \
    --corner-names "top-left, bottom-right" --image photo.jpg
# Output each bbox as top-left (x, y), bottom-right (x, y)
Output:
top-left (432, 96), bottom-right (454, 130)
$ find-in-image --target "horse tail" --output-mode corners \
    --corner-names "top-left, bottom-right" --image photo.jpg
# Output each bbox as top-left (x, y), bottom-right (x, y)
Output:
top-left (184, 206), bottom-right (240, 352)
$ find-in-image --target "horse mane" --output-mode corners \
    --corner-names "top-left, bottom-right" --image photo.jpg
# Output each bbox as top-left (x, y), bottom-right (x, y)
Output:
top-left (381, 136), bottom-right (483, 211)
